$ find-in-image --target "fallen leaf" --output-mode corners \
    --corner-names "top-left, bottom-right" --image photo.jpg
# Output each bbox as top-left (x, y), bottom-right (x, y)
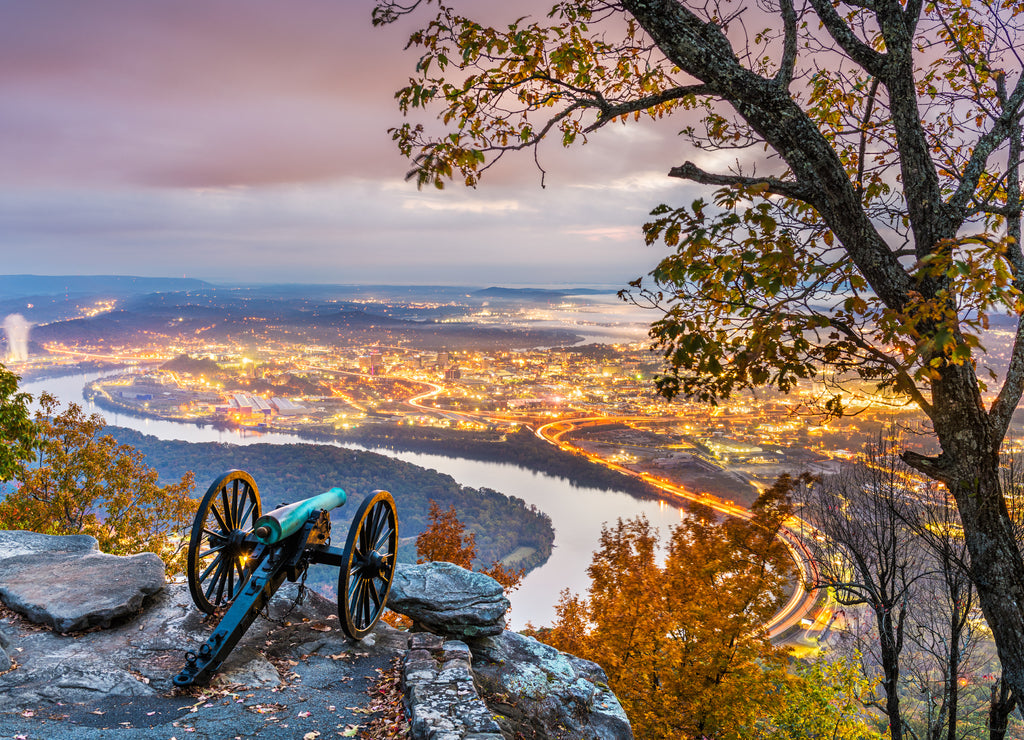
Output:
top-left (297, 710), bottom-right (312, 718)
top-left (341, 726), bottom-right (359, 738)
top-left (90, 710), bottom-right (105, 715)
top-left (303, 732), bottom-right (321, 740)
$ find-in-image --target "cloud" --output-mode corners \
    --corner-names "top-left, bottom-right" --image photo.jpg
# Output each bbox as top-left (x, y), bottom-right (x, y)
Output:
top-left (0, 0), bottom-right (420, 188)
top-left (0, 0), bottom-right (700, 285)
top-left (0, 178), bottom-right (667, 285)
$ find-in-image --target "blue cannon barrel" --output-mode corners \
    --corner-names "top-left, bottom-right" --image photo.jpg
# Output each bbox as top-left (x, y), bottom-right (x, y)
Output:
top-left (253, 487), bottom-right (347, 545)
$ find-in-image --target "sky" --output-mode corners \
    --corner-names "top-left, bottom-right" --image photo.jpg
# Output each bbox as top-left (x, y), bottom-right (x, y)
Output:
top-left (0, 0), bottom-right (704, 287)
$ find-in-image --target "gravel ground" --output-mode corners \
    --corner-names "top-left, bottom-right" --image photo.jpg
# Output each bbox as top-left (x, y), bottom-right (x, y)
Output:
top-left (0, 583), bottom-right (408, 740)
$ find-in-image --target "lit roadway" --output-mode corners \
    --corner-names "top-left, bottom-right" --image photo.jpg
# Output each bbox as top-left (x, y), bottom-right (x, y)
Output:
top-left (398, 389), bottom-right (828, 641)
top-left (535, 416), bottom-right (828, 642)
top-left (42, 346), bottom-right (168, 363)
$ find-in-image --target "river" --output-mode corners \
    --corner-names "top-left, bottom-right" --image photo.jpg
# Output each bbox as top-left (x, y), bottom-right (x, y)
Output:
top-left (22, 371), bottom-right (685, 629)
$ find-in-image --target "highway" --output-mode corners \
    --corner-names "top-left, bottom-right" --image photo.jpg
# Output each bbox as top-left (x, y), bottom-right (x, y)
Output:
top-left (534, 416), bottom-right (828, 642)
top-left (400, 393), bottom-right (829, 641)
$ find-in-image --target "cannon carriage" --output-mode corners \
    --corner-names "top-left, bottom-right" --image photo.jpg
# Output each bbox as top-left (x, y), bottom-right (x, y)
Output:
top-left (173, 470), bottom-right (398, 687)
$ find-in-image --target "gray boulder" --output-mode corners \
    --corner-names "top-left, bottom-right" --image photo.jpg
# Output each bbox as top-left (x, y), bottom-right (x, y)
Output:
top-left (0, 530), bottom-right (165, 632)
top-left (469, 630), bottom-right (633, 740)
top-left (0, 530), bottom-right (97, 560)
top-left (0, 627), bottom-right (10, 672)
top-left (388, 562), bottom-right (509, 639)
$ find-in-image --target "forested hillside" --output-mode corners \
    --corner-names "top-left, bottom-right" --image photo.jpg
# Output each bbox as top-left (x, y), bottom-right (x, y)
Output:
top-left (107, 427), bottom-right (553, 575)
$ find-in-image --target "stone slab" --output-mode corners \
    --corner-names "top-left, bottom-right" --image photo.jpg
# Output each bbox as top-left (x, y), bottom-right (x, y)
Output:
top-left (388, 562), bottom-right (508, 639)
top-left (0, 548), bottom-right (165, 632)
top-left (0, 529), bottom-right (98, 561)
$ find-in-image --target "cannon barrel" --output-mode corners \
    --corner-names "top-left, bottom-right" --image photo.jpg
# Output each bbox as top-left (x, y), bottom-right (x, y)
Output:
top-left (253, 487), bottom-right (347, 544)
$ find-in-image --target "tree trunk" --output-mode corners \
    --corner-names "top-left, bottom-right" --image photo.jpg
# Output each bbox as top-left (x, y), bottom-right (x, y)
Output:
top-left (988, 677), bottom-right (1016, 740)
top-left (945, 610), bottom-right (960, 740)
top-left (927, 380), bottom-right (1024, 705)
top-left (878, 615), bottom-right (904, 740)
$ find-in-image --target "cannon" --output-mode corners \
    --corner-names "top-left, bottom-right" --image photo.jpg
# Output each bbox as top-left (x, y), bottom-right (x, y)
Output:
top-left (172, 470), bottom-right (398, 687)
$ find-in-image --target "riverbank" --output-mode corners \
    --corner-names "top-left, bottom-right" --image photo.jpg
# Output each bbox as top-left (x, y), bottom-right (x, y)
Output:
top-left (87, 380), bottom-right (665, 500)
top-left (109, 425), bottom-right (555, 577)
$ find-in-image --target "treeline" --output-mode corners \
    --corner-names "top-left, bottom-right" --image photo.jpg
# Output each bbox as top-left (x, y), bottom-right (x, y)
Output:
top-left (324, 426), bottom-right (662, 500)
top-left (106, 426), bottom-right (554, 574)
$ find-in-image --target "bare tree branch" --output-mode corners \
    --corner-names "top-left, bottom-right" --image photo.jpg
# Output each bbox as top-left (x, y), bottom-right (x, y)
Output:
top-left (806, 0), bottom-right (889, 77)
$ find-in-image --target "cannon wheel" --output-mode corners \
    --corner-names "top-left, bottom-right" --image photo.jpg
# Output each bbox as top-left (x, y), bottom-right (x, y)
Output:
top-left (339, 490), bottom-right (398, 640)
top-left (187, 470), bottom-right (262, 614)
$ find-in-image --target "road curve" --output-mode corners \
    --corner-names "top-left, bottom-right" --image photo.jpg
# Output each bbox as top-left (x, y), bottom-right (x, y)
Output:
top-left (534, 416), bottom-right (826, 641)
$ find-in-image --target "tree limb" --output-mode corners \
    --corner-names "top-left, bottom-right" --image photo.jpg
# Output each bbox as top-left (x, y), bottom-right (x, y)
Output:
top-left (667, 161), bottom-right (817, 204)
top-left (776, 0), bottom-right (798, 89)
top-left (989, 77), bottom-right (1024, 439)
top-left (586, 83), bottom-right (715, 132)
top-left (947, 78), bottom-right (1024, 219)
top-left (901, 450), bottom-right (953, 482)
top-left (806, 0), bottom-right (889, 78)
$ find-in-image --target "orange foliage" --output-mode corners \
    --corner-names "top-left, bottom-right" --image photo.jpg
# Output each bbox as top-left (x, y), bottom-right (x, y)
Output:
top-left (530, 477), bottom-right (801, 739)
top-left (0, 393), bottom-right (196, 571)
top-left (416, 499), bottom-right (475, 569)
top-left (416, 499), bottom-right (524, 592)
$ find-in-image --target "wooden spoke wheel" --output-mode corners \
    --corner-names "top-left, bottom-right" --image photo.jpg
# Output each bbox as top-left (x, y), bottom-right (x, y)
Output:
top-left (187, 470), bottom-right (262, 614)
top-left (339, 490), bottom-right (398, 640)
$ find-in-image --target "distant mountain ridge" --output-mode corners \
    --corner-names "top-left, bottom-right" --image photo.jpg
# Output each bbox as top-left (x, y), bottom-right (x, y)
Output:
top-left (475, 286), bottom-right (614, 299)
top-left (0, 275), bottom-right (212, 297)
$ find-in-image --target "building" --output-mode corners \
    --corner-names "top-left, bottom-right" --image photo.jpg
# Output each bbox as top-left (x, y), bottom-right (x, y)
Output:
top-left (271, 398), bottom-right (306, 416)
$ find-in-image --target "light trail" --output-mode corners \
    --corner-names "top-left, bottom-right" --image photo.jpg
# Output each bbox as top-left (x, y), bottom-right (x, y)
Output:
top-left (534, 416), bottom-right (828, 642)
top-left (43, 346), bottom-right (167, 363)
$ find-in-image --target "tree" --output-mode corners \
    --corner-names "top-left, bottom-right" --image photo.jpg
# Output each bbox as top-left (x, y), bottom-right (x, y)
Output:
top-left (0, 363), bottom-right (36, 481)
top-left (375, 0), bottom-right (1024, 700)
top-left (802, 442), bottom-right (1022, 739)
top-left (531, 478), bottom-right (880, 738)
top-left (416, 498), bottom-right (476, 568)
top-left (0, 394), bottom-right (196, 571)
top-left (763, 656), bottom-right (882, 740)
top-left (416, 498), bottom-right (523, 589)
top-left (800, 446), bottom-right (924, 739)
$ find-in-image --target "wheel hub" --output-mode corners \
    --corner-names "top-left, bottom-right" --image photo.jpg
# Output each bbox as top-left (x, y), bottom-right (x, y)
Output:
top-left (226, 528), bottom-right (249, 557)
top-left (361, 550), bottom-right (387, 579)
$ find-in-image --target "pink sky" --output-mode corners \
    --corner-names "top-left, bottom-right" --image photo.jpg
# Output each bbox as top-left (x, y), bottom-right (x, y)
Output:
top-left (0, 0), bottom-right (696, 285)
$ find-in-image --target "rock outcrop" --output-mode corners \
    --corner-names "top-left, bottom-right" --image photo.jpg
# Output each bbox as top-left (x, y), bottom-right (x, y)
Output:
top-left (386, 562), bottom-right (633, 740)
top-left (0, 532), bottom-right (633, 739)
top-left (0, 530), bottom-right (165, 632)
top-left (469, 630), bottom-right (632, 740)
top-left (388, 562), bottom-right (509, 639)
